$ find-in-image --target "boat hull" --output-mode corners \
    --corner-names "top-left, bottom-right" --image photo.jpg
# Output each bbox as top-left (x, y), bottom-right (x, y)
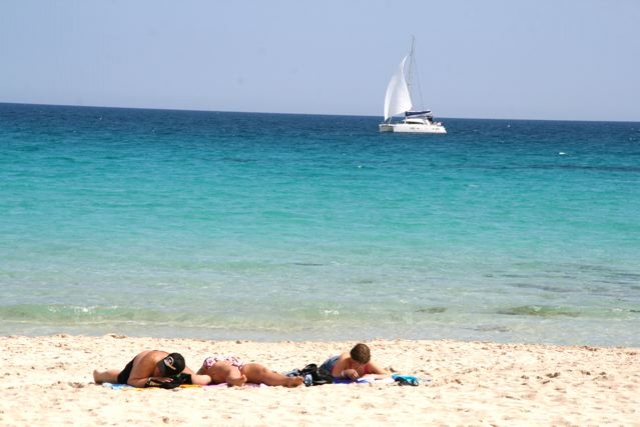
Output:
top-left (379, 122), bottom-right (447, 134)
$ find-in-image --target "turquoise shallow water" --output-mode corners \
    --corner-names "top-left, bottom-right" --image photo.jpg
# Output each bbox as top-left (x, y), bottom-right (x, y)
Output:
top-left (1, 103), bottom-right (639, 346)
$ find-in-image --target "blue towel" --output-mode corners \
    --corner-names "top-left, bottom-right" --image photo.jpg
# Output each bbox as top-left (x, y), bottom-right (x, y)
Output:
top-left (332, 377), bottom-right (396, 385)
top-left (392, 374), bottom-right (420, 386)
top-left (102, 383), bottom-right (137, 390)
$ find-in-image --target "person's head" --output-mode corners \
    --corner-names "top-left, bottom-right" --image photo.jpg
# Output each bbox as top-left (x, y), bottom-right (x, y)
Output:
top-left (157, 353), bottom-right (186, 377)
top-left (350, 343), bottom-right (371, 364)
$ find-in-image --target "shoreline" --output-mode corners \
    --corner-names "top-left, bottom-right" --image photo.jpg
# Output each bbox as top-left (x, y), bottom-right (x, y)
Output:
top-left (4, 316), bottom-right (639, 348)
top-left (2, 334), bottom-right (638, 426)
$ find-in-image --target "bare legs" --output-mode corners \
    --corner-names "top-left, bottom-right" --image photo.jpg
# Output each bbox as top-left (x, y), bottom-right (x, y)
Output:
top-left (241, 363), bottom-right (304, 387)
top-left (197, 361), bottom-right (303, 387)
top-left (92, 369), bottom-right (120, 384)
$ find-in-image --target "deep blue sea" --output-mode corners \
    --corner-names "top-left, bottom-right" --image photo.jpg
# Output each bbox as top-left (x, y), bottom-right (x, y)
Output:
top-left (1, 103), bottom-right (639, 346)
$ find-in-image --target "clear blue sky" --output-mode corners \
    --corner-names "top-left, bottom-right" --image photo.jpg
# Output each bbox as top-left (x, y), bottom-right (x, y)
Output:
top-left (1, 1), bottom-right (639, 121)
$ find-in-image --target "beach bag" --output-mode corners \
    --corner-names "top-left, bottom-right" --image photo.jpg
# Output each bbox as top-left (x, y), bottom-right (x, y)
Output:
top-left (147, 373), bottom-right (193, 389)
top-left (298, 364), bottom-right (333, 386)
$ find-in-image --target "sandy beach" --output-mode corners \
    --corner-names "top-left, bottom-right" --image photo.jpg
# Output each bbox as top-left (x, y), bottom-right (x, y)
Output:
top-left (1, 335), bottom-right (638, 426)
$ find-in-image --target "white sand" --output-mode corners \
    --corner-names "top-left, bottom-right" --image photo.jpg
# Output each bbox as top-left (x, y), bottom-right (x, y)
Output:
top-left (1, 335), bottom-right (638, 426)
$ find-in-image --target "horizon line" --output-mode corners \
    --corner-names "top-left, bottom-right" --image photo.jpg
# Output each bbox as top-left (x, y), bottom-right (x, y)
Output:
top-left (1, 101), bottom-right (638, 124)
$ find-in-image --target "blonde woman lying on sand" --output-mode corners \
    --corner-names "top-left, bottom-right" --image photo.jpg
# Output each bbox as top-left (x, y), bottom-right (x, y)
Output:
top-left (93, 350), bottom-right (212, 388)
top-left (196, 354), bottom-right (304, 387)
top-left (319, 343), bottom-right (389, 380)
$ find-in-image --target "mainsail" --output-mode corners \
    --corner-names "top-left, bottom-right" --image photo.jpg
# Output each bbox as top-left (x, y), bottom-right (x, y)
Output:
top-left (383, 56), bottom-right (412, 121)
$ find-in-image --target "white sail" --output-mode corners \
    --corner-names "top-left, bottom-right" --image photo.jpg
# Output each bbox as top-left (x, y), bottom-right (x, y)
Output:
top-left (379, 37), bottom-right (446, 134)
top-left (383, 56), bottom-right (412, 121)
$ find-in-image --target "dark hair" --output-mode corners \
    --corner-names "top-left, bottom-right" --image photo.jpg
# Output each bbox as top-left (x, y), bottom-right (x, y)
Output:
top-left (350, 343), bottom-right (371, 364)
top-left (160, 353), bottom-right (186, 376)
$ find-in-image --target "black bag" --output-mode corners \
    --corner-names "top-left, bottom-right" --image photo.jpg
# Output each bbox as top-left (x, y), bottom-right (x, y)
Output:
top-left (148, 373), bottom-right (192, 389)
top-left (298, 364), bottom-right (333, 386)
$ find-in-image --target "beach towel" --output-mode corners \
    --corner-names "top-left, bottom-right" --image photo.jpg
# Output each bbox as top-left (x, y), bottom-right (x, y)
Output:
top-left (102, 382), bottom-right (266, 390)
top-left (332, 375), bottom-right (427, 386)
top-left (331, 376), bottom-right (396, 385)
top-left (102, 383), bottom-right (141, 391)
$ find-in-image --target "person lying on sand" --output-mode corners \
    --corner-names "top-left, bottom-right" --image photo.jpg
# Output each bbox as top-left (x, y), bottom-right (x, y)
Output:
top-left (196, 354), bottom-right (304, 387)
top-left (320, 343), bottom-right (388, 380)
top-left (93, 350), bottom-right (211, 388)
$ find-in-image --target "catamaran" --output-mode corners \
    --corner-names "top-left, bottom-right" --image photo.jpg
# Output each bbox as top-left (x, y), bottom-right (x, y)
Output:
top-left (379, 37), bottom-right (446, 134)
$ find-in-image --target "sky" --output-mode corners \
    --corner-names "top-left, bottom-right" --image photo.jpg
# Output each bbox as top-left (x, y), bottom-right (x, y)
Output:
top-left (1, 0), bottom-right (639, 121)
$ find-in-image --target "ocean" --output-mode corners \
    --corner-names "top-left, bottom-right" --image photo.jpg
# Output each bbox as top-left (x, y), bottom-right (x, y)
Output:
top-left (1, 103), bottom-right (639, 346)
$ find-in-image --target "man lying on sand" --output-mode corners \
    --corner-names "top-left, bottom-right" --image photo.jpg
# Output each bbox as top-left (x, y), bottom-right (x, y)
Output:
top-left (320, 343), bottom-right (389, 380)
top-left (93, 350), bottom-right (211, 388)
top-left (196, 354), bottom-right (304, 387)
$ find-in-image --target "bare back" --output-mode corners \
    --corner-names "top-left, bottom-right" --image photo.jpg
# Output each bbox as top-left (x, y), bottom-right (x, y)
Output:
top-left (125, 350), bottom-right (168, 387)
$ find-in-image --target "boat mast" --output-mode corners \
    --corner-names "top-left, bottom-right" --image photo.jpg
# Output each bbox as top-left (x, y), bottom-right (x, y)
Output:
top-left (406, 35), bottom-right (416, 96)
